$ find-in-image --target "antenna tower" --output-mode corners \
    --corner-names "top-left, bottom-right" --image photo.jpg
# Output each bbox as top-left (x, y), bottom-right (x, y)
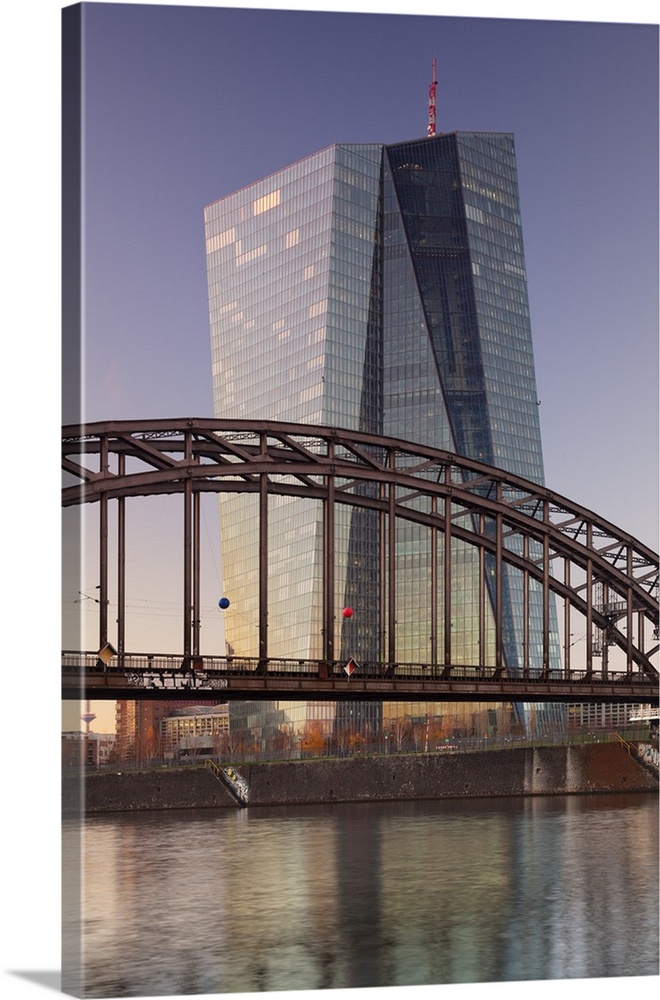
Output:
top-left (427, 56), bottom-right (437, 136)
top-left (81, 699), bottom-right (96, 734)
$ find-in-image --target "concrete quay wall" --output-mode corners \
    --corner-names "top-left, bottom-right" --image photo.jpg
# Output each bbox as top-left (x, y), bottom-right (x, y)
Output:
top-left (63, 764), bottom-right (238, 815)
top-left (64, 743), bottom-right (657, 815)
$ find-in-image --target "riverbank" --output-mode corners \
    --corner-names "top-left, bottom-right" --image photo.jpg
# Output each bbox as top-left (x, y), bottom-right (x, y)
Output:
top-left (63, 742), bottom-right (658, 814)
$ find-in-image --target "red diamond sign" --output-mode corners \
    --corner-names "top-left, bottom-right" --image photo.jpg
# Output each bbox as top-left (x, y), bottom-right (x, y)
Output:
top-left (344, 658), bottom-right (358, 678)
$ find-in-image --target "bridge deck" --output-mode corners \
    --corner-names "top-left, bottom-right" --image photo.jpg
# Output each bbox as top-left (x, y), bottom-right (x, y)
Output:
top-left (62, 653), bottom-right (658, 703)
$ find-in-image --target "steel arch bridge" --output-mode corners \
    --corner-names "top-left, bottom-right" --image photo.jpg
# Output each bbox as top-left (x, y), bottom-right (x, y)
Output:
top-left (62, 418), bottom-right (659, 703)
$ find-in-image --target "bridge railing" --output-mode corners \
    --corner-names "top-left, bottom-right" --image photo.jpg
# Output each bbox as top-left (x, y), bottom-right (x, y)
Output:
top-left (61, 650), bottom-right (657, 687)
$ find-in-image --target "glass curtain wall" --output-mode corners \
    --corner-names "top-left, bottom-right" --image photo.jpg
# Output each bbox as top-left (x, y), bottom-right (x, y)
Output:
top-left (205, 133), bottom-right (564, 748)
top-left (385, 133), bottom-right (562, 729)
top-left (205, 144), bottom-right (383, 744)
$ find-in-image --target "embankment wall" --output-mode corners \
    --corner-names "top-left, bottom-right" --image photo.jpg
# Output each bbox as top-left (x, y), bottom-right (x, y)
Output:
top-left (63, 743), bottom-right (657, 815)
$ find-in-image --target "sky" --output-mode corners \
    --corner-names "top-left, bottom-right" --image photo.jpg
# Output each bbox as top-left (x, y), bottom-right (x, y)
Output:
top-left (67, 0), bottom-right (658, 546)
top-left (2, 2), bottom-right (658, 998)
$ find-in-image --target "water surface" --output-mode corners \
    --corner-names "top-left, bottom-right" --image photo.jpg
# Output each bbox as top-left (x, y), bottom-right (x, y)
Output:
top-left (63, 794), bottom-right (659, 996)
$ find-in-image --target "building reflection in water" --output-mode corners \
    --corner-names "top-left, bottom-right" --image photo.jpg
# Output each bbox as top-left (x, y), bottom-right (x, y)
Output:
top-left (65, 795), bottom-right (658, 996)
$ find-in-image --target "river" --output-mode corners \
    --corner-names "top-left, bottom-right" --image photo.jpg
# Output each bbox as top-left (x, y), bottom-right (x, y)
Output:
top-left (63, 793), bottom-right (658, 997)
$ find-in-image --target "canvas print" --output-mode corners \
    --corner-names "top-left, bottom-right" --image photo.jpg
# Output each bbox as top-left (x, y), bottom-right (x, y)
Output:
top-left (61, 2), bottom-right (659, 998)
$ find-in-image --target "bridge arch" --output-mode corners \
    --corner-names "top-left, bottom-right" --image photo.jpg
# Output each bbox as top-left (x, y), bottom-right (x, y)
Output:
top-left (62, 419), bottom-right (659, 682)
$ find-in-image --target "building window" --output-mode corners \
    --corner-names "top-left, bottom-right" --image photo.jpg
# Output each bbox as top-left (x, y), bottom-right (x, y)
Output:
top-left (253, 190), bottom-right (281, 215)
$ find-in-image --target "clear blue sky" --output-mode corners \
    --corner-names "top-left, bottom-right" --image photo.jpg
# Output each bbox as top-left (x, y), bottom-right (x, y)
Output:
top-left (73, 2), bottom-right (658, 545)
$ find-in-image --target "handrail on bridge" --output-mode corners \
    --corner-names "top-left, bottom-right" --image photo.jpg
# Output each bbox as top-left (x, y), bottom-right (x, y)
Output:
top-left (61, 649), bottom-right (658, 685)
top-left (62, 649), bottom-right (659, 705)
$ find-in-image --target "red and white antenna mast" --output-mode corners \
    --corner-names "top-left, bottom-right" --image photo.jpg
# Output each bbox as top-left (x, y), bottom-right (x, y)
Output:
top-left (427, 56), bottom-right (437, 136)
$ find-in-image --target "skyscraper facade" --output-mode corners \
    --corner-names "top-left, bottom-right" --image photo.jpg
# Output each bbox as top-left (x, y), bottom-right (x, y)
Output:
top-left (204, 132), bottom-right (559, 746)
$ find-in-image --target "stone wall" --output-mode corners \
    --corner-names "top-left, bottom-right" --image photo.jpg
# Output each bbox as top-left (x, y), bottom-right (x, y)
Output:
top-left (242, 743), bottom-right (657, 806)
top-left (62, 765), bottom-right (237, 814)
top-left (63, 743), bottom-right (657, 815)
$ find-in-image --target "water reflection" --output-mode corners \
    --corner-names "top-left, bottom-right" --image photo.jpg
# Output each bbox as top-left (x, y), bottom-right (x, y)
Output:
top-left (63, 794), bottom-right (659, 997)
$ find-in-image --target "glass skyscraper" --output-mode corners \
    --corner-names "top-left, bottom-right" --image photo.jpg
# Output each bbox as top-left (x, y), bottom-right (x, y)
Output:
top-left (204, 132), bottom-right (560, 747)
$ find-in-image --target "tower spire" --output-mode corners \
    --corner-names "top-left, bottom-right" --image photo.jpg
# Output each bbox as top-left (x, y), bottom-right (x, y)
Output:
top-left (427, 55), bottom-right (437, 137)
top-left (81, 699), bottom-right (96, 734)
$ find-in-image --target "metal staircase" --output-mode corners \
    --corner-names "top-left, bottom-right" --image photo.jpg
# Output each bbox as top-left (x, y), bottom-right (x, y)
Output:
top-left (205, 759), bottom-right (249, 806)
top-left (613, 733), bottom-right (659, 777)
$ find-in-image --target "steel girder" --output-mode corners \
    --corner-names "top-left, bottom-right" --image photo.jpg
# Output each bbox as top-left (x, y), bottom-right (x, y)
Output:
top-left (62, 418), bottom-right (659, 681)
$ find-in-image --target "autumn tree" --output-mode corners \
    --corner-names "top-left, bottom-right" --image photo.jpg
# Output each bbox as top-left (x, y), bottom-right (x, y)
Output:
top-left (427, 718), bottom-right (446, 748)
top-left (301, 720), bottom-right (327, 755)
top-left (142, 723), bottom-right (161, 763)
top-left (347, 731), bottom-right (365, 754)
top-left (268, 724), bottom-right (297, 756)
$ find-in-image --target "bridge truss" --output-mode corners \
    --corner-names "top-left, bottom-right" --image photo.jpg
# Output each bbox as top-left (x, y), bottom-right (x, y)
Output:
top-left (62, 419), bottom-right (659, 701)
